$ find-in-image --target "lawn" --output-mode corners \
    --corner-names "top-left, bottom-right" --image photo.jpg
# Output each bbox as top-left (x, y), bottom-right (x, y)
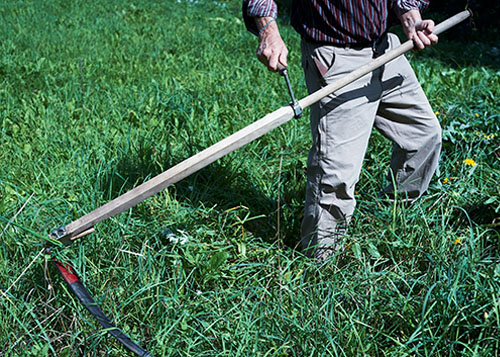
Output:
top-left (1, 0), bottom-right (499, 356)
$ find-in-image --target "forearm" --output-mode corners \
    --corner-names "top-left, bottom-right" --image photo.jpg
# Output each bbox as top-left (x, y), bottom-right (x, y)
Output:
top-left (391, 0), bottom-right (429, 17)
top-left (255, 16), bottom-right (278, 37)
top-left (242, 0), bottom-right (278, 35)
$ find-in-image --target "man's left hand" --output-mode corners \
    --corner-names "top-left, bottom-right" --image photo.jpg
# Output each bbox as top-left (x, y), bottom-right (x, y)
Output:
top-left (399, 10), bottom-right (438, 51)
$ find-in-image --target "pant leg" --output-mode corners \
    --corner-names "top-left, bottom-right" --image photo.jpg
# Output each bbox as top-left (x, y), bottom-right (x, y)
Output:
top-left (375, 33), bottom-right (442, 199)
top-left (300, 40), bottom-right (383, 255)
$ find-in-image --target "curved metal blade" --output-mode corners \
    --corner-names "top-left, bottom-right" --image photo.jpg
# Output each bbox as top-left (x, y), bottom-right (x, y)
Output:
top-left (52, 257), bottom-right (152, 357)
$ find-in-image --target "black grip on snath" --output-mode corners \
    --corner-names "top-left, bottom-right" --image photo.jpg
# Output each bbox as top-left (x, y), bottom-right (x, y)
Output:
top-left (280, 68), bottom-right (302, 119)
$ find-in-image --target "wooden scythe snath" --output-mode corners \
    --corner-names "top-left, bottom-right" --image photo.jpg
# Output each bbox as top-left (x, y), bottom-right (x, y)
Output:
top-left (48, 11), bottom-right (471, 356)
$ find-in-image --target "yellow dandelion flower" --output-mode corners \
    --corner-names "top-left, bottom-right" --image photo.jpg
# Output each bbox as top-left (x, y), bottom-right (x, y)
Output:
top-left (475, 113), bottom-right (479, 117)
top-left (463, 158), bottom-right (477, 167)
top-left (454, 238), bottom-right (461, 245)
top-left (442, 178), bottom-right (449, 184)
top-left (435, 111), bottom-right (439, 116)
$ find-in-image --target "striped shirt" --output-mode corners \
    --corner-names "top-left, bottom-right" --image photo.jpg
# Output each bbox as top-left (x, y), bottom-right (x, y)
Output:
top-left (243, 0), bottom-right (430, 45)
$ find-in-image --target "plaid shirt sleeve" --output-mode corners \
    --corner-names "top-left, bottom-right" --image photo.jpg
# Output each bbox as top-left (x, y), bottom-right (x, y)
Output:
top-left (242, 0), bottom-right (278, 36)
top-left (391, 0), bottom-right (430, 17)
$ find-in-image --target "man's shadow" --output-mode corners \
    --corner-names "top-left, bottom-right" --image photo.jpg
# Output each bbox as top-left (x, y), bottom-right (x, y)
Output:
top-left (99, 140), bottom-right (307, 250)
top-left (320, 66), bottom-right (404, 114)
top-left (99, 62), bottom-right (405, 251)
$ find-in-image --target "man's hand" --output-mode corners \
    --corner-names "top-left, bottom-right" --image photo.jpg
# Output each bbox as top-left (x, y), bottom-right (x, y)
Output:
top-left (399, 10), bottom-right (438, 51)
top-left (255, 17), bottom-right (288, 72)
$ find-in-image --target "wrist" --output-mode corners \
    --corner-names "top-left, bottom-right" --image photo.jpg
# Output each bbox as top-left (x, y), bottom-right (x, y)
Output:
top-left (255, 16), bottom-right (274, 28)
top-left (399, 9), bottom-right (422, 33)
top-left (255, 17), bottom-right (277, 37)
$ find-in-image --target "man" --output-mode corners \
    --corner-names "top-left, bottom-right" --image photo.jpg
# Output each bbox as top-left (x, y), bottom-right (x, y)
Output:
top-left (243, 1), bottom-right (441, 262)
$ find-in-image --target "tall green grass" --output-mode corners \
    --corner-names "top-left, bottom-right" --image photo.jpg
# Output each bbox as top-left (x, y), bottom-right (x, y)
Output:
top-left (1, 0), bottom-right (498, 355)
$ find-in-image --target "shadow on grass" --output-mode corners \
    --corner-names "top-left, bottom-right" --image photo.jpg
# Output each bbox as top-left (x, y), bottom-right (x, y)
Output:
top-left (99, 141), bottom-right (306, 251)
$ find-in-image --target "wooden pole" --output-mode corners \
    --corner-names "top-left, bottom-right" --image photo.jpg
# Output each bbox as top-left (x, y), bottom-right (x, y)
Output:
top-left (55, 10), bottom-right (471, 246)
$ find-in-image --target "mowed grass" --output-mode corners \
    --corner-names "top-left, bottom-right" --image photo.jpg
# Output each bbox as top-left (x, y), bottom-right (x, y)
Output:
top-left (1, 0), bottom-right (499, 355)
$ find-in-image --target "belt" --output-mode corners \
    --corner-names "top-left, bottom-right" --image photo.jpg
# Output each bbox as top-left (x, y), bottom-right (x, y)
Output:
top-left (307, 32), bottom-right (388, 51)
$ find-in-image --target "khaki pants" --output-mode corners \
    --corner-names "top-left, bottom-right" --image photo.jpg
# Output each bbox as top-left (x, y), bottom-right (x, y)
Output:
top-left (300, 33), bottom-right (441, 255)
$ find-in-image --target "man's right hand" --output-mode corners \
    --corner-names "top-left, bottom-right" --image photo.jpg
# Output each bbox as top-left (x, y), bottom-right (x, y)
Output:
top-left (255, 17), bottom-right (288, 72)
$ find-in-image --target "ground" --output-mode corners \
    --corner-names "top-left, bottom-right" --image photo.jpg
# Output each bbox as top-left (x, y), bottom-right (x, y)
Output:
top-left (1, 0), bottom-right (499, 355)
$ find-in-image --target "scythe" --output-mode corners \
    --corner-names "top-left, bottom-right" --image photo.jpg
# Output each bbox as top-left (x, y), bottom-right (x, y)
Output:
top-left (48, 10), bottom-right (471, 356)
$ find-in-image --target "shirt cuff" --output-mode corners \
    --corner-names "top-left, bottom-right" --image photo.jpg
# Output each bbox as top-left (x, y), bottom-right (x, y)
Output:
top-left (392, 0), bottom-right (429, 17)
top-left (242, 0), bottom-right (278, 36)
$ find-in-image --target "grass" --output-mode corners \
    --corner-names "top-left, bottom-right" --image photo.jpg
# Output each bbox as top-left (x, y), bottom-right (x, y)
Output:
top-left (1, 0), bottom-right (499, 355)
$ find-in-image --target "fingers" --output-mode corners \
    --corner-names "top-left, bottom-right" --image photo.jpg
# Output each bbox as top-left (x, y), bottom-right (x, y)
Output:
top-left (412, 20), bottom-right (438, 51)
top-left (257, 43), bottom-right (288, 72)
top-left (414, 31), bottom-right (430, 49)
top-left (421, 19), bottom-right (436, 36)
top-left (268, 48), bottom-right (288, 72)
top-left (257, 48), bottom-right (288, 72)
